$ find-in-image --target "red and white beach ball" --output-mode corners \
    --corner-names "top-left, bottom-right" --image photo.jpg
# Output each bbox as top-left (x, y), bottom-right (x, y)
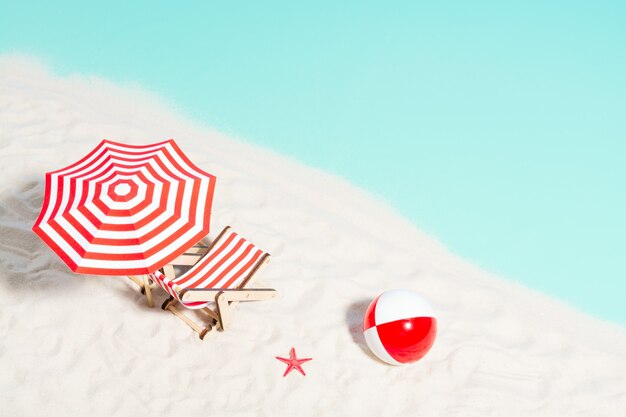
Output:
top-left (363, 289), bottom-right (437, 365)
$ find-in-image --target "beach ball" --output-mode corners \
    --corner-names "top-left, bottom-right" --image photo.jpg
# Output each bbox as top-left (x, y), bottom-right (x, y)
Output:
top-left (363, 289), bottom-right (437, 365)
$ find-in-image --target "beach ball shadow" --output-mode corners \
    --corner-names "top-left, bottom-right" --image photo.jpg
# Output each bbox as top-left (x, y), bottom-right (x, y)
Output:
top-left (345, 298), bottom-right (382, 362)
top-left (0, 178), bottom-right (80, 294)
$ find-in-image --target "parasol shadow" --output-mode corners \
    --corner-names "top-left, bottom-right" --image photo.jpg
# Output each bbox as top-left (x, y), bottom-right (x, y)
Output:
top-left (0, 178), bottom-right (89, 295)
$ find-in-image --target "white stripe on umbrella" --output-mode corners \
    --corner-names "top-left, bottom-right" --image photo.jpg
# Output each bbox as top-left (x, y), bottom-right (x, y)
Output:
top-left (33, 139), bottom-right (216, 276)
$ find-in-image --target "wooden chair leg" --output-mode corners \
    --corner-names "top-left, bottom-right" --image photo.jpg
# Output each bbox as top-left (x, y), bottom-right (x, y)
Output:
top-left (161, 296), bottom-right (175, 310)
top-left (161, 297), bottom-right (212, 339)
top-left (142, 275), bottom-right (154, 308)
top-left (200, 306), bottom-right (220, 324)
top-left (129, 275), bottom-right (154, 307)
top-left (186, 289), bottom-right (277, 331)
top-left (127, 275), bottom-right (143, 288)
top-left (215, 292), bottom-right (231, 331)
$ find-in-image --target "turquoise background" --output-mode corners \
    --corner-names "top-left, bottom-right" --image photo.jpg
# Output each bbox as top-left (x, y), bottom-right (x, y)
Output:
top-left (1, 1), bottom-right (625, 324)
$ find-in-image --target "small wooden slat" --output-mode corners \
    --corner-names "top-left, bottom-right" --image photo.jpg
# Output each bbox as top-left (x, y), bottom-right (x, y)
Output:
top-left (170, 253), bottom-right (203, 266)
top-left (183, 245), bottom-right (208, 255)
top-left (164, 303), bottom-right (204, 334)
top-left (163, 264), bottom-right (176, 279)
top-left (182, 288), bottom-right (277, 303)
top-left (200, 307), bottom-right (220, 322)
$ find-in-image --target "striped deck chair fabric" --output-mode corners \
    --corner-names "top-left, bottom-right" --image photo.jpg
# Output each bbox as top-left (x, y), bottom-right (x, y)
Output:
top-left (149, 227), bottom-right (269, 310)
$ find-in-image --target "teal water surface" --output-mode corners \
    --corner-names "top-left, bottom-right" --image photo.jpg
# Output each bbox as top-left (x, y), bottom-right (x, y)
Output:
top-left (1, 1), bottom-right (625, 324)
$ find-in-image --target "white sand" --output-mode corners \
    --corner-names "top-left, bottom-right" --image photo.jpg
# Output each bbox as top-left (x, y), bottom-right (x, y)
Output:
top-left (1, 55), bottom-right (625, 417)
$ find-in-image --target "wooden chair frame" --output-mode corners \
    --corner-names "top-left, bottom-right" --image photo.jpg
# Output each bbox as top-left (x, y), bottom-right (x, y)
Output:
top-left (133, 226), bottom-right (276, 339)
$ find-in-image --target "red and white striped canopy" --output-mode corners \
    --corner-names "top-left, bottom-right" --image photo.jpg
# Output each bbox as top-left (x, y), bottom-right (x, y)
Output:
top-left (32, 139), bottom-right (216, 276)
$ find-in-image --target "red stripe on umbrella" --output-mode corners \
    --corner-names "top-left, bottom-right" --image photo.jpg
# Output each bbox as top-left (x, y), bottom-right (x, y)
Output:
top-left (32, 139), bottom-right (217, 276)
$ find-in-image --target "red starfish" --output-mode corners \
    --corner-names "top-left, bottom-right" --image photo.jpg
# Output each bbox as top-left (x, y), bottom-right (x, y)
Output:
top-left (275, 347), bottom-right (312, 377)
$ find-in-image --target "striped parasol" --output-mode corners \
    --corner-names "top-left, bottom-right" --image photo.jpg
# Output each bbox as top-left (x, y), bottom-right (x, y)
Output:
top-left (32, 139), bottom-right (216, 276)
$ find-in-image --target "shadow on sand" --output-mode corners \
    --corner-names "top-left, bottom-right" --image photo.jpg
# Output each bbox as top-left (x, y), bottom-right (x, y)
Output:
top-left (0, 178), bottom-right (86, 296)
top-left (345, 298), bottom-right (386, 363)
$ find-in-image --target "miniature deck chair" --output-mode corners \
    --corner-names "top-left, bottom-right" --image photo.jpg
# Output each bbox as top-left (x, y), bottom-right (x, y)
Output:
top-left (149, 226), bottom-right (277, 339)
